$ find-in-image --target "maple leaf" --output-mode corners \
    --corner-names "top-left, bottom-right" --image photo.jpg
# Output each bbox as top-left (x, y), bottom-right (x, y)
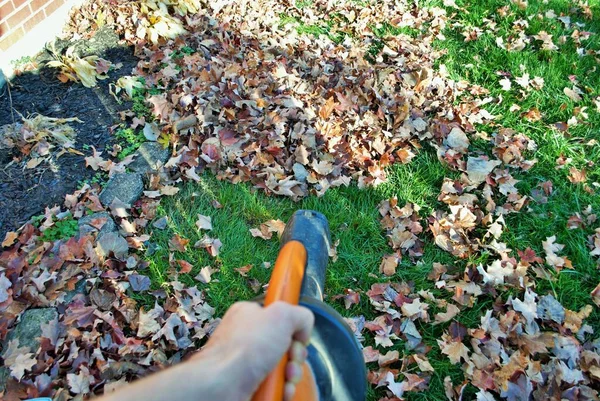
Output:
top-left (384, 371), bottom-right (406, 398)
top-left (319, 96), bottom-right (336, 119)
top-left (466, 157), bottom-right (501, 185)
top-left (195, 266), bottom-right (214, 284)
top-left (476, 260), bottom-right (514, 286)
top-left (332, 289), bottom-right (361, 310)
top-left (400, 298), bottom-right (429, 320)
top-left (137, 306), bottom-right (163, 337)
top-left (234, 264), bottom-right (253, 277)
top-left (10, 352), bottom-right (36, 380)
top-left (515, 73), bottom-right (530, 88)
top-left (96, 232), bottom-right (129, 259)
top-left (67, 370), bottom-right (91, 394)
top-left (177, 260), bottom-right (194, 274)
top-left (413, 354), bottom-right (435, 372)
top-left (195, 214), bottom-right (213, 231)
top-left (511, 289), bottom-right (538, 333)
top-left (533, 31), bottom-right (558, 51)
top-left (148, 94), bottom-right (170, 121)
top-left (250, 219), bottom-right (285, 240)
top-left (143, 122), bottom-right (161, 141)
top-left (380, 254), bottom-right (399, 276)
top-left (499, 77), bottom-right (512, 91)
top-left (434, 304), bottom-right (460, 324)
top-left (518, 247), bottom-right (543, 266)
top-left (379, 350), bottom-right (400, 367)
top-left (160, 185), bottom-right (180, 196)
top-left (194, 236), bottom-right (222, 257)
top-left (129, 274), bottom-right (151, 292)
top-left (362, 346), bottom-right (380, 363)
top-left (169, 234), bottom-right (190, 252)
top-left (564, 87), bottom-right (583, 102)
top-left (567, 167), bottom-right (586, 183)
top-left (2, 231), bottom-right (18, 248)
top-left (438, 335), bottom-right (470, 364)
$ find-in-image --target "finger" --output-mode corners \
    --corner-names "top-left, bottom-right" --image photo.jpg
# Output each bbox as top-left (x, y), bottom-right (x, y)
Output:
top-left (266, 302), bottom-right (314, 344)
top-left (285, 360), bottom-right (303, 384)
top-left (289, 341), bottom-right (307, 363)
top-left (284, 382), bottom-right (296, 401)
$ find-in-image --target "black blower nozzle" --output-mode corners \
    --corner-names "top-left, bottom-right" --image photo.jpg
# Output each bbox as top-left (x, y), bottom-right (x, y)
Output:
top-left (280, 210), bottom-right (331, 301)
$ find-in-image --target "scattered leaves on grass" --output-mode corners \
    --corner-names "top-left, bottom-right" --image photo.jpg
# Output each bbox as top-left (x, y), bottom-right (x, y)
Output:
top-left (250, 219), bottom-right (286, 240)
top-left (195, 214), bottom-right (212, 231)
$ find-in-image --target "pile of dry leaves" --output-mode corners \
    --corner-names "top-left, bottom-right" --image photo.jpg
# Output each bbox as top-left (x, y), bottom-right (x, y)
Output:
top-left (1, 0), bottom-right (599, 400)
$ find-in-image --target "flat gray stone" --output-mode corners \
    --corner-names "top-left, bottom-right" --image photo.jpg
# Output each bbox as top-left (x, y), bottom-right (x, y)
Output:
top-left (79, 212), bottom-right (116, 237)
top-left (128, 142), bottom-right (170, 174)
top-left (2, 308), bottom-right (58, 355)
top-left (99, 173), bottom-right (143, 206)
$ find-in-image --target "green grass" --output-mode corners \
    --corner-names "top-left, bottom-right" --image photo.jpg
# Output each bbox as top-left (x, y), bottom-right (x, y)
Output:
top-left (135, 1), bottom-right (600, 399)
top-left (140, 156), bottom-right (469, 400)
top-left (433, 0), bottom-right (600, 321)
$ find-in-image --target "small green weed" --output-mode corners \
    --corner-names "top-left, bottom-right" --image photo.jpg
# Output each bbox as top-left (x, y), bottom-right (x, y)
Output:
top-left (40, 217), bottom-right (79, 241)
top-left (78, 171), bottom-right (108, 189)
top-left (114, 127), bottom-right (145, 160)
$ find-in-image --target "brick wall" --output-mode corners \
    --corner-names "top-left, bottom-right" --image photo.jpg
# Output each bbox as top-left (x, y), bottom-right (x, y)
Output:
top-left (0, 0), bottom-right (66, 51)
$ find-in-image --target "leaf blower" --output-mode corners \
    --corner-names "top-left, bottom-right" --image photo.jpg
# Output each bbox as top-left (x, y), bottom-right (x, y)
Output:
top-left (252, 210), bottom-right (367, 401)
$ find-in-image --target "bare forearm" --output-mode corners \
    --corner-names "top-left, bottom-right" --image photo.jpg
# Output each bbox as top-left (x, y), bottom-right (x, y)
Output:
top-left (97, 347), bottom-right (247, 401)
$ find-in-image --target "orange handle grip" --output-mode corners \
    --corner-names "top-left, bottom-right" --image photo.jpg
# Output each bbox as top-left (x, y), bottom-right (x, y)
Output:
top-left (252, 240), bottom-right (307, 401)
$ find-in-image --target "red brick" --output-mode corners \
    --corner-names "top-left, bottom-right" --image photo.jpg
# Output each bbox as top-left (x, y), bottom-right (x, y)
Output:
top-left (0, 20), bottom-right (9, 35)
top-left (30, 0), bottom-right (50, 12)
top-left (0, 1), bottom-right (14, 21)
top-left (0, 25), bottom-right (23, 50)
top-left (6, 3), bottom-right (30, 29)
top-left (12, 0), bottom-right (28, 8)
top-left (23, 8), bottom-right (43, 31)
top-left (43, 0), bottom-right (63, 17)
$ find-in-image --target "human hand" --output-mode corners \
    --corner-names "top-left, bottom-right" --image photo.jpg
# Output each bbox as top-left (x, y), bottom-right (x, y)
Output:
top-left (200, 301), bottom-right (314, 401)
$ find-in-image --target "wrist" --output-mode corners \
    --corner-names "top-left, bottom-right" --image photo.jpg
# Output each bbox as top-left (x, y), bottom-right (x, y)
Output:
top-left (189, 343), bottom-right (256, 401)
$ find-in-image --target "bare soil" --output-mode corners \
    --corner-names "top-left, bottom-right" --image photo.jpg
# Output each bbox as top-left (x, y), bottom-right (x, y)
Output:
top-left (0, 32), bottom-right (138, 237)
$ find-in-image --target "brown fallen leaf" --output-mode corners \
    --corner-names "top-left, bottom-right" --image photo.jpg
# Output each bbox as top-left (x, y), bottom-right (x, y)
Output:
top-left (169, 234), bottom-right (190, 252)
top-left (235, 264), bottom-right (253, 277)
top-left (380, 254), bottom-right (399, 276)
top-left (592, 283), bottom-right (600, 307)
top-left (568, 167), bottom-right (587, 183)
top-left (2, 231), bottom-right (18, 248)
top-left (378, 350), bottom-right (400, 367)
top-left (176, 260), bottom-right (194, 274)
top-left (332, 289), bottom-right (361, 309)
top-left (195, 214), bottom-right (212, 231)
top-left (194, 236), bottom-right (222, 257)
top-left (564, 87), bottom-right (582, 102)
top-left (362, 346), bottom-right (380, 363)
top-left (9, 352), bottom-right (37, 380)
top-left (434, 304), bottom-right (460, 324)
top-left (250, 219), bottom-right (286, 240)
top-left (438, 335), bottom-right (470, 364)
top-left (195, 266), bottom-right (214, 284)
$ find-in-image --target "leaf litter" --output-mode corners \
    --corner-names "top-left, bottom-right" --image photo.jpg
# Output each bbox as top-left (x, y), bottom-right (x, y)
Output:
top-left (1, 0), bottom-right (599, 400)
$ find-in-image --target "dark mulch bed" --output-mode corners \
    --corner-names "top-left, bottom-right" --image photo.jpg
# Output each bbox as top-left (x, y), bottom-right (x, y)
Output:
top-left (0, 30), bottom-right (138, 237)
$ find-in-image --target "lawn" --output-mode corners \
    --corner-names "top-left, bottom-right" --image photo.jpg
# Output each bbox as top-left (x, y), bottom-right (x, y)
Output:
top-left (137, 0), bottom-right (600, 399)
top-left (2, 0), bottom-right (600, 400)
